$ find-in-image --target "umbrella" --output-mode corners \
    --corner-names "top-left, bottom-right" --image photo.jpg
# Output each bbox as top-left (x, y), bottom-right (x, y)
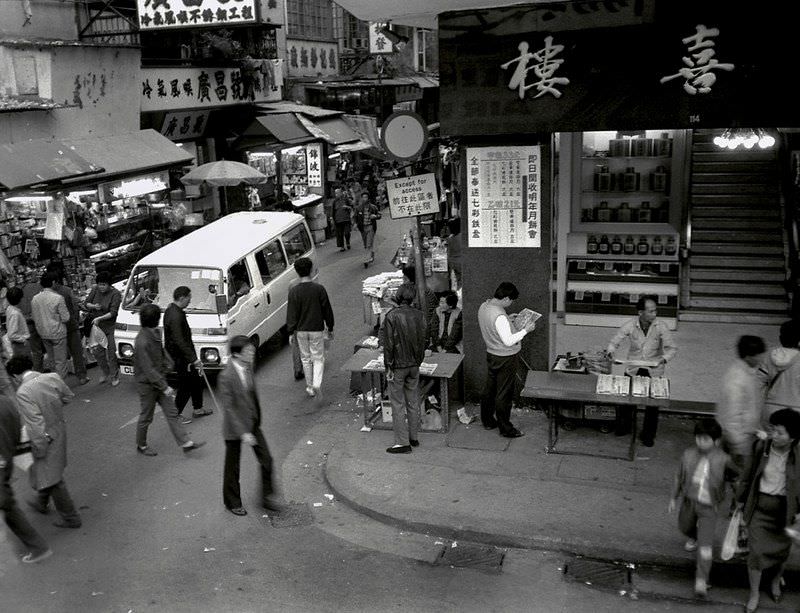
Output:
top-left (180, 160), bottom-right (267, 187)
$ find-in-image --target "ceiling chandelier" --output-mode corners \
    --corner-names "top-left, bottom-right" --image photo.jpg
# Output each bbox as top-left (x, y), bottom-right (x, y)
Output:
top-left (713, 128), bottom-right (776, 150)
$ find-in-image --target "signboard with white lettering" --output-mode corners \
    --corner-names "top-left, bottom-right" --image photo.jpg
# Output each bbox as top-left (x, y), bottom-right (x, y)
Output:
top-left (386, 173), bottom-right (438, 219)
top-left (369, 22), bottom-right (393, 55)
top-left (141, 62), bottom-right (283, 112)
top-left (136, 0), bottom-right (257, 30)
top-left (160, 111), bottom-right (209, 141)
top-left (306, 143), bottom-right (323, 188)
top-left (466, 146), bottom-right (540, 248)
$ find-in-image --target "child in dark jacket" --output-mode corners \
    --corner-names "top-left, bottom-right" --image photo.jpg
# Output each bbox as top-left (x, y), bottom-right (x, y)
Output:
top-left (668, 418), bottom-right (738, 598)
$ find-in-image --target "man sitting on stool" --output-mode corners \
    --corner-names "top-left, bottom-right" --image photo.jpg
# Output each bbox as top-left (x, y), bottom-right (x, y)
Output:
top-left (606, 295), bottom-right (677, 447)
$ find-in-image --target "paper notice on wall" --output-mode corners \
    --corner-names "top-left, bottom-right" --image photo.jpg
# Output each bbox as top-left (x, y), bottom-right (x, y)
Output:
top-left (466, 145), bottom-right (541, 248)
top-left (44, 200), bottom-right (65, 240)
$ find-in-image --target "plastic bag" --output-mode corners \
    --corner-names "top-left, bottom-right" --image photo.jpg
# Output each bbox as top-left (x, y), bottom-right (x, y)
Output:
top-left (88, 324), bottom-right (108, 350)
top-left (721, 508), bottom-right (742, 561)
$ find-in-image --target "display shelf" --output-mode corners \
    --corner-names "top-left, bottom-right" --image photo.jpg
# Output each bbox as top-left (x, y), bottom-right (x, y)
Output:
top-left (95, 214), bottom-right (149, 232)
top-left (575, 222), bottom-right (676, 234)
top-left (582, 156), bottom-right (672, 161)
top-left (88, 243), bottom-right (139, 260)
top-left (564, 312), bottom-right (677, 330)
top-left (567, 281), bottom-right (678, 295)
top-left (570, 252), bottom-right (678, 262)
top-left (86, 236), bottom-right (142, 255)
top-left (582, 190), bottom-right (669, 196)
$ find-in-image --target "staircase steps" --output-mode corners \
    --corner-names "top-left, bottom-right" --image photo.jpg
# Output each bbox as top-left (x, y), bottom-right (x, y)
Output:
top-left (682, 130), bottom-right (789, 323)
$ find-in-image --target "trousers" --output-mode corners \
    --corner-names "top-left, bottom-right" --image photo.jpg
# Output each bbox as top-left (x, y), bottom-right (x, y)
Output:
top-left (223, 429), bottom-right (273, 510)
top-left (41, 337), bottom-right (69, 382)
top-left (480, 352), bottom-right (518, 434)
top-left (66, 327), bottom-right (87, 379)
top-left (91, 329), bottom-right (119, 377)
top-left (389, 366), bottom-right (420, 446)
top-left (678, 497), bottom-right (717, 582)
top-left (2, 471), bottom-right (49, 555)
top-left (36, 479), bottom-right (81, 525)
top-left (174, 361), bottom-right (204, 413)
top-left (296, 331), bottom-right (325, 389)
top-left (136, 383), bottom-right (189, 448)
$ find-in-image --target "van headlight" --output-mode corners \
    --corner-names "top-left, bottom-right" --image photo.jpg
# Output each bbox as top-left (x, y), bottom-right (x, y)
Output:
top-left (119, 343), bottom-right (134, 358)
top-left (201, 348), bottom-right (220, 364)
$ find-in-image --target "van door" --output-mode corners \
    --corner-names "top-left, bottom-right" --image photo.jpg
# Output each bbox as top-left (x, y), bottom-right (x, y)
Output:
top-left (225, 257), bottom-right (260, 340)
top-left (253, 237), bottom-right (290, 342)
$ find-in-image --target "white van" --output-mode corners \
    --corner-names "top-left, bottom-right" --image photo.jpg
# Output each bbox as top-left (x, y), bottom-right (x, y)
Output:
top-left (114, 211), bottom-right (316, 373)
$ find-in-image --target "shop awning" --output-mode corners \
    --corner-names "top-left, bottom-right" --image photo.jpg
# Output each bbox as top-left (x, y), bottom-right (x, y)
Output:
top-left (61, 129), bottom-right (193, 184)
top-left (244, 114), bottom-right (315, 145)
top-left (0, 139), bottom-right (103, 191)
top-left (255, 102), bottom-right (341, 119)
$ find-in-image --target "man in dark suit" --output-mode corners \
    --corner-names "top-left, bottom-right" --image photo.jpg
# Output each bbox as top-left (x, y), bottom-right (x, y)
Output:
top-left (218, 335), bottom-right (282, 516)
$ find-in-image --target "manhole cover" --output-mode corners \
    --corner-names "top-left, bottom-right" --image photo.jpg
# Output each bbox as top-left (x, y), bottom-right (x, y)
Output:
top-left (435, 543), bottom-right (505, 572)
top-left (563, 558), bottom-right (631, 590)
top-left (268, 503), bottom-right (314, 528)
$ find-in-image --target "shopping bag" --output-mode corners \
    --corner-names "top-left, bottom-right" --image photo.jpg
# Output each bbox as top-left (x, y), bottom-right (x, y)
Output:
top-left (721, 508), bottom-right (742, 561)
top-left (88, 324), bottom-right (108, 350)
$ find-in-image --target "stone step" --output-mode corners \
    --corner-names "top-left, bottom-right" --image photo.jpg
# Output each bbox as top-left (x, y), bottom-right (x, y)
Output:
top-left (679, 309), bottom-right (791, 324)
top-left (689, 268), bottom-right (785, 282)
top-left (692, 149), bottom-right (778, 161)
top-left (690, 242), bottom-right (784, 256)
top-left (692, 207), bottom-right (780, 219)
top-left (691, 183), bottom-right (779, 195)
top-left (690, 282), bottom-right (786, 296)
top-left (691, 219), bottom-right (781, 230)
top-left (691, 172), bottom-right (779, 184)
top-left (689, 255), bottom-right (784, 268)
top-left (688, 296), bottom-right (789, 311)
top-left (693, 160), bottom-right (777, 173)
top-left (691, 230), bottom-right (780, 242)
top-left (691, 194), bottom-right (781, 206)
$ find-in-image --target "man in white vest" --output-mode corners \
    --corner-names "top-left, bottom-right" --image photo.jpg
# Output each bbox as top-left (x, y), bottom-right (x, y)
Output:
top-left (477, 282), bottom-right (536, 438)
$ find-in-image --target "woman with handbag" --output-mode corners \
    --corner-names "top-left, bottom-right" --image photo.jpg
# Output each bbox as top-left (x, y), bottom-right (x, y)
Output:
top-left (737, 408), bottom-right (800, 612)
top-left (353, 192), bottom-right (381, 268)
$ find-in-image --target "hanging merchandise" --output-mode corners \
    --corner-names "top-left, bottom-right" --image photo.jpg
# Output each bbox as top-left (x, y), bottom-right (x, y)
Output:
top-left (24, 238), bottom-right (39, 259)
top-left (44, 196), bottom-right (66, 241)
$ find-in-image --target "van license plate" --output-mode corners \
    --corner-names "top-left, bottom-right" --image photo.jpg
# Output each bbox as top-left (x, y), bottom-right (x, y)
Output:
top-left (120, 365), bottom-right (135, 376)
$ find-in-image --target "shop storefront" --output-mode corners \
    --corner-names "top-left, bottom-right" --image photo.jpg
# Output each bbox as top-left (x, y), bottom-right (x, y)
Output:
top-left (439, 0), bottom-right (799, 397)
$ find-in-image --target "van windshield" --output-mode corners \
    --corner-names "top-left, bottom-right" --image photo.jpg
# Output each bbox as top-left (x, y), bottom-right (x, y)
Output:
top-left (123, 266), bottom-right (223, 314)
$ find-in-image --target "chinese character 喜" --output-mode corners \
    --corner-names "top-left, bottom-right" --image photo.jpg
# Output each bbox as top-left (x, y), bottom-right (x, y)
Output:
top-left (501, 37), bottom-right (570, 100)
top-left (660, 24), bottom-right (734, 95)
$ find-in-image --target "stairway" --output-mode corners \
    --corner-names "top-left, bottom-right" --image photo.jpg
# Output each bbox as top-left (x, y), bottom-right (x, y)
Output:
top-left (681, 130), bottom-right (790, 324)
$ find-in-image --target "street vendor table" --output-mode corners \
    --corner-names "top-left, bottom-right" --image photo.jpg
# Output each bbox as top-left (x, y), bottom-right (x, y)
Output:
top-left (521, 370), bottom-right (716, 461)
top-left (341, 348), bottom-right (464, 434)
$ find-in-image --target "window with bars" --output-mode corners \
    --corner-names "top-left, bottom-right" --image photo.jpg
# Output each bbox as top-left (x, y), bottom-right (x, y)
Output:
top-left (416, 29), bottom-right (427, 72)
top-left (287, 0), bottom-right (334, 40)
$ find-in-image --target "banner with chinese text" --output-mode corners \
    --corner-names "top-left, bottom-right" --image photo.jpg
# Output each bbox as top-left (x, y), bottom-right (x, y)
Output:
top-left (141, 62), bottom-right (283, 113)
top-left (466, 146), bottom-right (540, 248)
top-left (306, 143), bottom-right (323, 188)
top-left (136, 0), bottom-right (258, 30)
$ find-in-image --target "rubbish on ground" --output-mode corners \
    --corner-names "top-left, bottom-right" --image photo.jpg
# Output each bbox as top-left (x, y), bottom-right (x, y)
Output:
top-left (457, 407), bottom-right (475, 425)
top-left (313, 502), bottom-right (323, 507)
top-left (307, 441), bottom-right (313, 445)
top-left (324, 494), bottom-right (334, 501)
top-left (451, 542), bottom-right (458, 548)
top-left (435, 541), bottom-right (444, 545)
top-left (91, 592), bottom-right (104, 596)
top-left (203, 547), bottom-right (216, 552)
top-left (101, 493), bottom-right (107, 497)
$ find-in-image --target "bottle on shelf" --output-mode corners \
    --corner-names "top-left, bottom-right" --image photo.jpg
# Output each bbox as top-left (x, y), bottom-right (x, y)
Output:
top-left (624, 235), bottom-right (636, 255)
top-left (638, 201), bottom-right (652, 223)
top-left (587, 234), bottom-right (599, 254)
top-left (597, 201), bottom-right (611, 222)
top-left (632, 138), bottom-right (652, 157)
top-left (652, 132), bottom-right (672, 157)
top-left (637, 236), bottom-right (650, 255)
top-left (623, 166), bottom-right (640, 191)
top-left (651, 235), bottom-right (664, 255)
top-left (581, 207), bottom-right (595, 222)
top-left (610, 235), bottom-right (623, 255)
top-left (665, 235), bottom-right (677, 256)
top-left (650, 165), bottom-right (668, 192)
top-left (593, 165), bottom-right (611, 192)
top-left (598, 235), bottom-right (610, 254)
top-left (617, 202), bottom-right (631, 222)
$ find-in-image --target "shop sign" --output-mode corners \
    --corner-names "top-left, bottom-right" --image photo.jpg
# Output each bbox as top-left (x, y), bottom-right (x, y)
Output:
top-left (160, 111), bottom-right (209, 141)
top-left (141, 62), bottom-right (283, 113)
top-left (466, 146), bottom-right (540, 248)
top-left (386, 173), bottom-right (438, 219)
top-left (99, 171), bottom-right (169, 203)
top-left (286, 40), bottom-right (337, 78)
top-left (440, 0), bottom-right (800, 134)
top-left (306, 143), bottom-right (323, 188)
top-left (369, 23), bottom-right (393, 55)
top-left (136, 0), bottom-right (257, 31)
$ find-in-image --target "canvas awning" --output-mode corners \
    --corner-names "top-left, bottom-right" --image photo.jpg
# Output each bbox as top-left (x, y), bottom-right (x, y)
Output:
top-left (0, 139), bottom-right (102, 191)
top-left (243, 114), bottom-right (315, 145)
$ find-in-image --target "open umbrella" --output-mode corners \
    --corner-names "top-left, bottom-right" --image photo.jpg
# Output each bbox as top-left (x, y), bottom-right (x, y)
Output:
top-left (180, 160), bottom-right (267, 187)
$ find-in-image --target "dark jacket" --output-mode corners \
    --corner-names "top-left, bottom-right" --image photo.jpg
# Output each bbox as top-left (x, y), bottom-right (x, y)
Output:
top-left (86, 285), bottom-right (122, 334)
top-left (217, 361), bottom-right (261, 440)
top-left (433, 306), bottom-right (463, 353)
top-left (53, 284), bottom-right (80, 331)
top-left (286, 281), bottom-right (334, 334)
top-left (332, 195), bottom-right (353, 224)
top-left (381, 304), bottom-right (426, 370)
top-left (163, 303), bottom-right (196, 364)
top-left (0, 394), bottom-right (20, 508)
top-left (671, 446), bottom-right (736, 510)
top-left (739, 439), bottom-right (800, 525)
top-left (353, 202), bottom-right (380, 232)
top-left (134, 327), bottom-right (169, 391)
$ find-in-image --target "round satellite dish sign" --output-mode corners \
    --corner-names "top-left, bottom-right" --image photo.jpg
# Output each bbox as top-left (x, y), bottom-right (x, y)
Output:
top-left (380, 111), bottom-right (429, 161)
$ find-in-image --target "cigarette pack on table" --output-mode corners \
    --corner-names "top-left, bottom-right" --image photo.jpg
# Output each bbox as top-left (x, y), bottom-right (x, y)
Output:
top-left (650, 377), bottom-right (670, 399)
top-left (632, 376), bottom-right (651, 397)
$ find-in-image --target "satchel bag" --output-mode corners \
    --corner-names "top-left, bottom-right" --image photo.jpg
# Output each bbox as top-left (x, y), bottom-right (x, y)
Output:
top-left (721, 508), bottom-right (742, 561)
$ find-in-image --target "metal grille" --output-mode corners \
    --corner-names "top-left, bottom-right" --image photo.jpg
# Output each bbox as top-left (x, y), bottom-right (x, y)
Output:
top-left (435, 543), bottom-right (505, 572)
top-left (563, 558), bottom-right (632, 590)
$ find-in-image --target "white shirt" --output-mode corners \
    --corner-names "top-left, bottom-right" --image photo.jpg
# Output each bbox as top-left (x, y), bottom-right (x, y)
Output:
top-left (494, 316), bottom-right (529, 347)
top-left (691, 457), bottom-right (712, 505)
top-left (231, 359), bottom-right (250, 389)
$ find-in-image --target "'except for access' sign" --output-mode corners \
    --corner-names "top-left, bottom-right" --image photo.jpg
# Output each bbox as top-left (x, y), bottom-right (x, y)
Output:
top-left (386, 173), bottom-right (439, 219)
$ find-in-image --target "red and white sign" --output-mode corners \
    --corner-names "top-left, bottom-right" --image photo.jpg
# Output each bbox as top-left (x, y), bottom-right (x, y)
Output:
top-left (136, 0), bottom-right (257, 30)
top-left (160, 111), bottom-right (209, 141)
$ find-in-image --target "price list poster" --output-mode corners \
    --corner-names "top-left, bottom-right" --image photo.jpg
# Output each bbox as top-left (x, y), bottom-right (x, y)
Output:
top-left (466, 146), bottom-right (541, 248)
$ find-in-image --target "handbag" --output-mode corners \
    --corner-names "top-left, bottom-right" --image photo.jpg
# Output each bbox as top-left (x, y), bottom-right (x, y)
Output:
top-left (721, 508), bottom-right (742, 561)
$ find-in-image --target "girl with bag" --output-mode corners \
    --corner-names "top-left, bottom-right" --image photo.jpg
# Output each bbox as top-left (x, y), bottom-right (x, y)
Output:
top-left (353, 192), bottom-right (381, 268)
top-left (668, 418), bottom-right (738, 599)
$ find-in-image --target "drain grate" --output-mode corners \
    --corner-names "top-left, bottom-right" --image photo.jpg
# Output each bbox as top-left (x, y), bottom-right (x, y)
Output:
top-left (563, 558), bottom-right (632, 590)
top-left (267, 503), bottom-right (314, 528)
top-left (434, 543), bottom-right (505, 572)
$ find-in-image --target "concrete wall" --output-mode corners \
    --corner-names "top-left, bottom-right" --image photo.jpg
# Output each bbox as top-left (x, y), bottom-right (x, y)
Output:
top-left (0, 45), bottom-right (140, 143)
top-left (0, 0), bottom-right (78, 40)
top-left (460, 137), bottom-right (554, 400)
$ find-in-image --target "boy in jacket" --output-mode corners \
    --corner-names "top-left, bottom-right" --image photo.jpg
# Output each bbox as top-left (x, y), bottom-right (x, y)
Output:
top-left (757, 319), bottom-right (800, 423)
top-left (668, 418), bottom-right (737, 598)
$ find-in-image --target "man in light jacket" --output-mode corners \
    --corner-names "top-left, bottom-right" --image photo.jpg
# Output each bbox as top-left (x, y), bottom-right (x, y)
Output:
top-left (30, 272), bottom-right (70, 382)
top-left (6, 355), bottom-right (81, 529)
top-left (757, 319), bottom-right (800, 422)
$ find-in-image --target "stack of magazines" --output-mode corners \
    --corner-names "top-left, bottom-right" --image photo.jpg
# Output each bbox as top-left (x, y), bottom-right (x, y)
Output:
top-left (632, 376), bottom-right (651, 397)
top-left (596, 374), bottom-right (630, 396)
top-left (650, 377), bottom-right (670, 399)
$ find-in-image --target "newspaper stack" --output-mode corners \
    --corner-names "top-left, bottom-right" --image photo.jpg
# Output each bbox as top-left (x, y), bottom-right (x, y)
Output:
top-left (361, 270), bottom-right (405, 299)
top-left (631, 376), bottom-right (651, 398)
top-left (596, 374), bottom-right (630, 396)
top-left (650, 377), bottom-right (670, 399)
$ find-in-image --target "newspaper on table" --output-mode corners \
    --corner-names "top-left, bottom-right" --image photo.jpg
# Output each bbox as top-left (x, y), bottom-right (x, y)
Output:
top-left (364, 354), bottom-right (385, 371)
top-left (596, 374), bottom-right (630, 396)
top-left (631, 376), bottom-right (651, 398)
top-left (361, 270), bottom-right (405, 299)
top-left (650, 377), bottom-right (670, 399)
top-left (511, 308), bottom-right (543, 332)
top-left (419, 362), bottom-right (438, 376)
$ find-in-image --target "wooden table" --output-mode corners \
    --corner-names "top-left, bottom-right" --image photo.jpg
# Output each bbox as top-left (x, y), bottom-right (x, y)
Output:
top-left (341, 348), bottom-right (464, 433)
top-left (521, 370), bottom-right (716, 461)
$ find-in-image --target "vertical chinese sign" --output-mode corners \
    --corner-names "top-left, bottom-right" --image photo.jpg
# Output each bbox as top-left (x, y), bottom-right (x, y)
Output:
top-left (306, 143), bottom-right (322, 188)
top-left (466, 146), bottom-right (540, 248)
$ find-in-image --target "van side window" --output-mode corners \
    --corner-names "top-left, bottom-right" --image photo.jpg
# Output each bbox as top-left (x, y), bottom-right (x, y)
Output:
top-left (227, 260), bottom-right (253, 307)
top-left (254, 239), bottom-right (287, 283)
top-left (282, 223), bottom-right (312, 265)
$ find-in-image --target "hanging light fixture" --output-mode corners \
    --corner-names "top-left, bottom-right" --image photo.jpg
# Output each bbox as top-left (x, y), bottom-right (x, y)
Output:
top-left (714, 128), bottom-right (776, 150)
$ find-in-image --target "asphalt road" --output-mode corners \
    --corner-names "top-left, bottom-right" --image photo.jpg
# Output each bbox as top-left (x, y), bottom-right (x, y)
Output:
top-left (1, 215), bottom-right (719, 613)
